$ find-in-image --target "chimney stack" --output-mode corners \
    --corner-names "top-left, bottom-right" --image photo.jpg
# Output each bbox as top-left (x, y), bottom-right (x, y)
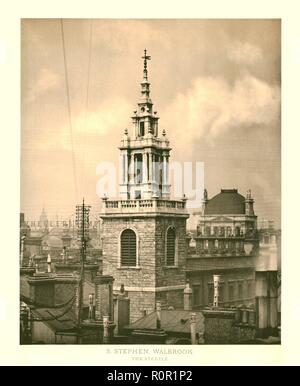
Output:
top-left (255, 230), bottom-right (279, 337)
top-left (103, 315), bottom-right (109, 343)
top-left (190, 313), bottom-right (197, 345)
top-left (213, 275), bottom-right (220, 307)
top-left (156, 301), bottom-right (162, 329)
top-left (88, 293), bottom-right (95, 320)
top-left (20, 236), bottom-right (25, 267)
top-left (47, 254), bottom-right (52, 273)
top-left (184, 280), bottom-right (193, 311)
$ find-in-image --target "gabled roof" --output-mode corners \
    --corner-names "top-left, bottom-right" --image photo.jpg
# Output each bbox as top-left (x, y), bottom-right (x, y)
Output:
top-left (205, 189), bottom-right (246, 215)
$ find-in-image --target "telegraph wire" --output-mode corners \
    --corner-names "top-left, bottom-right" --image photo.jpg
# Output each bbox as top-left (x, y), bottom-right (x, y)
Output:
top-left (28, 295), bottom-right (77, 322)
top-left (81, 19), bottom-right (94, 191)
top-left (60, 18), bottom-right (79, 203)
top-left (22, 293), bottom-right (76, 310)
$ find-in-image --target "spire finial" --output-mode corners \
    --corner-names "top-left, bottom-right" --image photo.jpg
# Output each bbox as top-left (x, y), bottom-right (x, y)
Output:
top-left (142, 49), bottom-right (151, 80)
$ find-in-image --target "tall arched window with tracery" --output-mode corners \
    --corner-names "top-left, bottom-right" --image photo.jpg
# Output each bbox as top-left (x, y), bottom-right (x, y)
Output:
top-left (120, 229), bottom-right (137, 266)
top-left (166, 227), bottom-right (176, 266)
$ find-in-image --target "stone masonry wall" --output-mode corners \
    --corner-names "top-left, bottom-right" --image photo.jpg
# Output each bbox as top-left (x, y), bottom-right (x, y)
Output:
top-left (157, 289), bottom-right (184, 310)
top-left (127, 291), bottom-right (156, 322)
top-left (155, 217), bottom-right (187, 287)
top-left (101, 214), bottom-right (188, 322)
top-left (101, 217), bottom-right (157, 289)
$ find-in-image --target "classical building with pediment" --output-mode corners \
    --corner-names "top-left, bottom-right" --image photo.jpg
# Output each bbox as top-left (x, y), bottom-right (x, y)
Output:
top-left (187, 188), bottom-right (259, 308)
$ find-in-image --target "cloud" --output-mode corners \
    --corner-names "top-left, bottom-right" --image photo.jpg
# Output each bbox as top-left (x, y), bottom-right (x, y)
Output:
top-left (60, 97), bottom-right (132, 151)
top-left (163, 73), bottom-right (280, 146)
top-left (27, 68), bottom-right (61, 102)
top-left (91, 20), bottom-right (171, 54)
top-left (227, 40), bottom-right (263, 65)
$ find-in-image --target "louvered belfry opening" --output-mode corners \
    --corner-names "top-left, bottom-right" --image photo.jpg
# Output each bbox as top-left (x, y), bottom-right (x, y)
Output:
top-left (121, 229), bottom-right (137, 266)
top-left (166, 227), bottom-right (176, 266)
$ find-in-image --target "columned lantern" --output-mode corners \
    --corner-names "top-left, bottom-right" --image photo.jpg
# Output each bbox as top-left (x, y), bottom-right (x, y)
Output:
top-left (119, 49), bottom-right (171, 200)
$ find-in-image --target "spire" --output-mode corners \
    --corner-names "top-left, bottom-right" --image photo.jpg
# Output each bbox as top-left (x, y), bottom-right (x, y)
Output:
top-left (142, 49), bottom-right (151, 81)
top-left (39, 207), bottom-right (48, 226)
top-left (140, 49), bottom-right (152, 104)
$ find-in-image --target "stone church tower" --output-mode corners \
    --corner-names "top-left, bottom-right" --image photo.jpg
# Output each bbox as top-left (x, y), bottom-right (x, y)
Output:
top-left (100, 51), bottom-right (189, 322)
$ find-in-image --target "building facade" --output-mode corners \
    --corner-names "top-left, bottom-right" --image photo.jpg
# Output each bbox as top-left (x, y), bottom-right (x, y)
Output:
top-left (187, 189), bottom-right (259, 308)
top-left (100, 51), bottom-right (189, 322)
top-left (255, 225), bottom-right (281, 337)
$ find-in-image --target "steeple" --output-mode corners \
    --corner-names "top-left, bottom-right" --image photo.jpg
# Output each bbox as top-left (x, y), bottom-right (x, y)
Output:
top-left (39, 207), bottom-right (48, 229)
top-left (140, 49), bottom-right (152, 104)
top-left (129, 49), bottom-right (159, 138)
top-left (119, 50), bottom-right (171, 200)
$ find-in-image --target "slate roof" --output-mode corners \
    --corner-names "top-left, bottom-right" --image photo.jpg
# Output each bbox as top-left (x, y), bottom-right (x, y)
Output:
top-left (30, 307), bottom-right (77, 332)
top-left (205, 189), bottom-right (246, 215)
top-left (20, 275), bottom-right (77, 333)
top-left (124, 310), bottom-right (204, 335)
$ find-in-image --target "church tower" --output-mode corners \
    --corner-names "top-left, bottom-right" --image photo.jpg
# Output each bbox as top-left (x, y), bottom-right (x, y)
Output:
top-left (100, 51), bottom-right (189, 322)
top-left (119, 50), bottom-right (171, 200)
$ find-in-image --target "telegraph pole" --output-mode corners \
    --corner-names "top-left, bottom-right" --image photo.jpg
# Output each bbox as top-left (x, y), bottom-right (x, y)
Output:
top-left (75, 198), bottom-right (91, 343)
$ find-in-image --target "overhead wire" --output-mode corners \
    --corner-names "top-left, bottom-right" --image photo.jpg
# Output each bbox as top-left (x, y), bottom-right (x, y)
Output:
top-left (60, 18), bottom-right (79, 203)
top-left (81, 20), bottom-right (94, 193)
top-left (20, 293), bottom-right (76, 310)
top-left (28, 295), bottom-right (77, 322)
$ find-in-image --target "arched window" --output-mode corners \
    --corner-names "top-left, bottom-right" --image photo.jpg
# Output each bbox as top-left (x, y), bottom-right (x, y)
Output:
top-left (166, 227), bottom-right (176, 266)
top-left (120, 229), bottom-right (137, 266)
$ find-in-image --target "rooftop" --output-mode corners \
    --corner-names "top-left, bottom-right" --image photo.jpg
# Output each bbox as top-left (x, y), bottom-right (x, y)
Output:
top-left (124, 310), bottom-right (204, 335)
top-left (30, 306), bottom-right (77, 333)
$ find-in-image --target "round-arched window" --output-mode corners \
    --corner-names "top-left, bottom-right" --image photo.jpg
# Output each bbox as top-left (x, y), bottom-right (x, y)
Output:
top-left (121, 229), bottom-right (137, 266)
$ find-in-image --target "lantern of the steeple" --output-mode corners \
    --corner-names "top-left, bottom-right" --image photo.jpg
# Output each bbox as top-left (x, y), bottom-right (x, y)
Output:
top-left (119, 50), bottom-right (171, 200)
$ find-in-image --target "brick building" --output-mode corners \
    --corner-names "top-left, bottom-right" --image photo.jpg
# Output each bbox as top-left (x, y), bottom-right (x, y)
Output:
top-left (100, 51), bottom-right (189, 322)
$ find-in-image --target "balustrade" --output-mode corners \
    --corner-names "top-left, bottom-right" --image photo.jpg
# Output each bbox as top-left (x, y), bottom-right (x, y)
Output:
top-left (103, 198), bottom-right (186, 212)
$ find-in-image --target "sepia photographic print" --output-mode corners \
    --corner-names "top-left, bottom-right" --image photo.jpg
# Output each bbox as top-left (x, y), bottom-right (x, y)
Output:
top-left (20, 18), bottom-right (281, 348)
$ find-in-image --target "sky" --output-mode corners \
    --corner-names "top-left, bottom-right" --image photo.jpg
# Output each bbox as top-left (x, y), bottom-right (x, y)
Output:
top-left (21, 19), bottom-right (281, 227)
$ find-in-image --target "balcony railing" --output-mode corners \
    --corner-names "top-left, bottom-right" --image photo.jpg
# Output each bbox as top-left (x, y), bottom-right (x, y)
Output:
top-left (196, 230), bottom-right (258, 239)
top-left (196, 234), bottom-right (245, 239)
top-left (102, 198), bottom-right (187, 214)
top-left (120, 136), bottom-right (168, 149)
top-left (190, 248), bottom-right (247, 257)
top-left (185, 255), bottom-right (256, 271)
